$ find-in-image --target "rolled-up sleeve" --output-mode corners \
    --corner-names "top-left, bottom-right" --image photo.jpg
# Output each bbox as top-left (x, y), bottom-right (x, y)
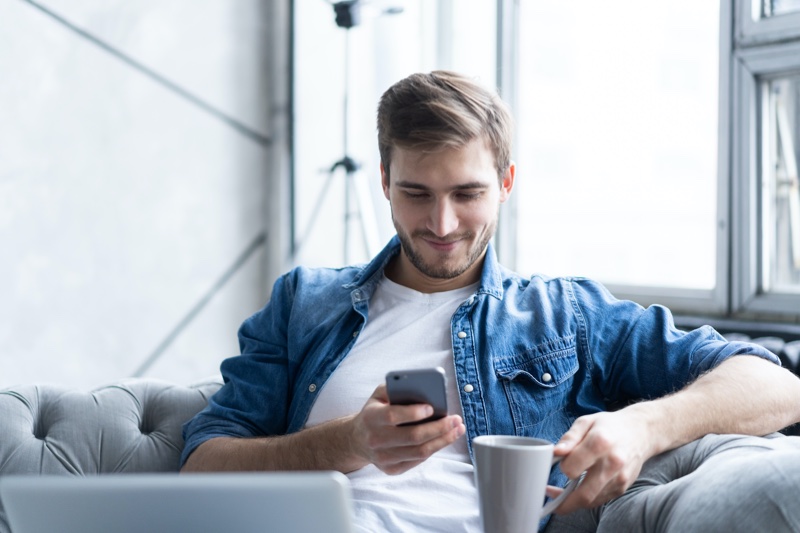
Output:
top-left (571, 279), bottom-right (780, 404)
top-left (180, 274), bottom-right (294, 467)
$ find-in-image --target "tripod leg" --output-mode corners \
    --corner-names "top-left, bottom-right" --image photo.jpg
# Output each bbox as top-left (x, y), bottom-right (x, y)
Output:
top-left (295, 167), bottom-right (342, 256)
top-left (350, 169), bottom-right (382, 259)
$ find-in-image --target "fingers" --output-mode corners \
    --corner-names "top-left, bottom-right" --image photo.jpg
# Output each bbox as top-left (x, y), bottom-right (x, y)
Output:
top-left (557, 413), bottom-right (628, 482)
top-left (356, 385), bottom-right (466, 475)
top-left (387, 404), bottom-right (436, 427)
top-left (553, 415), bottom-right (595, 459)
top-left (555, 461), bottom-right (628, 514)
top-left (552, 412), bottom-right (647, 514)
top-left (372, 416), bottom-right (466, 475)
top-left (365, 384), bottom-right (438, 427)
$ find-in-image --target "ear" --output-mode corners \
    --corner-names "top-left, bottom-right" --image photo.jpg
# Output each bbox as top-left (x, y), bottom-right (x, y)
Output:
top-left (380, 162), bottom-right (390, 200)
top-left (499, 162), bottom-right (515, 203)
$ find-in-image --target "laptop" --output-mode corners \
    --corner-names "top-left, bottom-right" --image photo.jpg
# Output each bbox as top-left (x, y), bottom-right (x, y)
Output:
top-left (0, 471), bottom-right (354, 533)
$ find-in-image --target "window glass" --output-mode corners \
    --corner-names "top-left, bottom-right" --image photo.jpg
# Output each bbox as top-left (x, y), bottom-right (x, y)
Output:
top-left (515, 1), bottom-right (720, 290)
top-left (759, 0), bottom-right (800, 18)
top-left (763, 75), bottom-right (800, 293)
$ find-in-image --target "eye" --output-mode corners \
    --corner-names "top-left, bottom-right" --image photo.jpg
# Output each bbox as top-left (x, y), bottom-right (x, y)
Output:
top-left (457, 191), bottom-right (483, 200)
top-left (403, 190), bottom-right (430, 200)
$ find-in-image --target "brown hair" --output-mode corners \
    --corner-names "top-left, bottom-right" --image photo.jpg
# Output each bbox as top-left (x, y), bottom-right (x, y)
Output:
top-left (377, 70), bottom-right (513, 182)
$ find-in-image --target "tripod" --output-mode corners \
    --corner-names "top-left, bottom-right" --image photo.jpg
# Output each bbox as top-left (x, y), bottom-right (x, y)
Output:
top-left (296, 1), bottom-right (380, 265)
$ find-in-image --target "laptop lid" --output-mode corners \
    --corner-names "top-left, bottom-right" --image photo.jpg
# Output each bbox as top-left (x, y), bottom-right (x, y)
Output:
top-left (0, 471), bottom-right (354, 533)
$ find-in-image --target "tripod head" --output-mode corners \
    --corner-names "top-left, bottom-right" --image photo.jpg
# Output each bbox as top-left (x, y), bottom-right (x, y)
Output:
top-left (333, 1), bottom-right (361, 29)
top-left (331, 156), bottom-right (360, 174)
top-left (331, 1), bottom-right (403, 29)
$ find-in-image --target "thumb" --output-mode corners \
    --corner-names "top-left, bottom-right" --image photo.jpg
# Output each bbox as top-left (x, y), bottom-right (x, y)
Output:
top-left (372, 384), bottom-right (389, 402)
top-left (554, 416), bottom-right (594, 456)
top-left (553, 439), bottom-right (572, 457)
top-left (545, 485), bottom-right (564, 499)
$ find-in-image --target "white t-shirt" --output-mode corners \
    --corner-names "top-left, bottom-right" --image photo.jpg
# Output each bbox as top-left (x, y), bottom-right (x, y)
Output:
top-left (305, 275), bottom-right (482, 532)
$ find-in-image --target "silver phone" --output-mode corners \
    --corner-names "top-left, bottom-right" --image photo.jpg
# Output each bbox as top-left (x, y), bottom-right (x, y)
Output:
top-left (385, 367), bottom-right (448, 425)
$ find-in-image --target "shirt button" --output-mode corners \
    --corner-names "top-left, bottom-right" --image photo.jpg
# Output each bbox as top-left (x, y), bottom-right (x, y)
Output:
top-left (457, 331), bottom-right (467, 339)
top-left (542, 373), bottom-right (553, 383)
top-left (308, 384), bottom-right (317, 393)
top-left (463, 384), bottom-right (474, 393)
top-left (353, 331), bottom-right (358, 338)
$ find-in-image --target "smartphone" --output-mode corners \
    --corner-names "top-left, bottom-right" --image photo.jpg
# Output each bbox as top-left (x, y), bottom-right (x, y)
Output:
top-left (385, 367), bottom-right (448, 425)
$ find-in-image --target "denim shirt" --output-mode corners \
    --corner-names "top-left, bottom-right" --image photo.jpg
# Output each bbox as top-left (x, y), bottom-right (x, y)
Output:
top-left (181, 236), bottom-right (779, 488)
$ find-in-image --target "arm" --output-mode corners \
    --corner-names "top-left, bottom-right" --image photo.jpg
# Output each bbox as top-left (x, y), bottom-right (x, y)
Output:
top-left (553, 355), bottom-right (800, 513)
top-left (181, 384), bottom-right (466, 475)
top-left (183, 269), bottom-right (464, 475)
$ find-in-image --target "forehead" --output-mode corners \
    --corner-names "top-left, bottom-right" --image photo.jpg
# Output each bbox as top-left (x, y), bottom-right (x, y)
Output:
top-left (389, 138), bottom-right (496, 187)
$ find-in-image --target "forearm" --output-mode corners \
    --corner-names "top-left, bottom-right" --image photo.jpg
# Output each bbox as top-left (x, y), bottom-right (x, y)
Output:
top-left (181, 415), bottom-right (368, 474)
top-left (554, 355), bottom-right (800, 513)
top-left (628, 355), bottom-right (800, 457)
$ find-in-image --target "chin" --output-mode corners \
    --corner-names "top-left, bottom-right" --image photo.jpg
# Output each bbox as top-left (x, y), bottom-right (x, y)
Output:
top-left (418, 252), bottom-right (478, 280)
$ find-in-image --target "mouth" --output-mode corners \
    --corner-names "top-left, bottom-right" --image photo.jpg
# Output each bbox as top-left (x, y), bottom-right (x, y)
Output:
top-left (422, 237), bottom-right (461, 253)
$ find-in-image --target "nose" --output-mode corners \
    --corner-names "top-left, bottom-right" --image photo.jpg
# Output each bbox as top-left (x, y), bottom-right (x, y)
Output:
top-left (427, 198), bottom-right (459, 237)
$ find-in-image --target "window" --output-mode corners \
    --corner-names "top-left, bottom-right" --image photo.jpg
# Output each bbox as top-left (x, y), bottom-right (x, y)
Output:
top-left (511, 1), bottom-right (725, 313)
top-left (764, 76), bottom-right (800, 293)
top-left (505, 1), bottom-right (800, 320)
top-left (732, 26), bottom-right (800, 316)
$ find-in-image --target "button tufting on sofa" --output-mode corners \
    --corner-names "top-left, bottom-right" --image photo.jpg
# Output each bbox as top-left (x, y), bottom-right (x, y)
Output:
top-left (0, 377), bottom-right (222, 533)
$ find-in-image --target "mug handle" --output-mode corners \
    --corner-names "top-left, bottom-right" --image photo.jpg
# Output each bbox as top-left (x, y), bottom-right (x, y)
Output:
top-left (540, 456), bottom-right (585, 517)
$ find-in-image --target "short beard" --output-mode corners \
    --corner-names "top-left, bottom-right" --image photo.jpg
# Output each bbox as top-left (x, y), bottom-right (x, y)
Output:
top-left (393, 216), bottom-right (496, 280)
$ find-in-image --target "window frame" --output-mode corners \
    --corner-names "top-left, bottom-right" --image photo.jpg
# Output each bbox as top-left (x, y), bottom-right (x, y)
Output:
top-left (732, 40), bottom-right (800, 316)
top-left (494, 0), bottom-right (519, 267)
top-left (736, 0), bottom-right (800, 47)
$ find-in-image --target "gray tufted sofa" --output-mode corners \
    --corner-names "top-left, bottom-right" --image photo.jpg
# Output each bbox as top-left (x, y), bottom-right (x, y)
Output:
top-left (0, 377), bottom-right (223, 533)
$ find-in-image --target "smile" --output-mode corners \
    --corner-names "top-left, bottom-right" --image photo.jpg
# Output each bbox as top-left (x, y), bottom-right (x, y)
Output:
top-left (423, 238), bottom-right (461, 252)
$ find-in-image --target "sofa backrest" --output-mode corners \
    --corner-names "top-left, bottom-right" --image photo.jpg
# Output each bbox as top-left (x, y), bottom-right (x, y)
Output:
top-left (0, 377), bottom-right (222, 533)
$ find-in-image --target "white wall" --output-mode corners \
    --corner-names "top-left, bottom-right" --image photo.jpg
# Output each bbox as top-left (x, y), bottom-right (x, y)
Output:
top-left (0, 1), bottom-right (284, 388)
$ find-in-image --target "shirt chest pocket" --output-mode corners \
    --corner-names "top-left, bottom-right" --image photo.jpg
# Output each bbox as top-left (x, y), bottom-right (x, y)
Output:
top-left (495, 341), bottom-right (579, 433)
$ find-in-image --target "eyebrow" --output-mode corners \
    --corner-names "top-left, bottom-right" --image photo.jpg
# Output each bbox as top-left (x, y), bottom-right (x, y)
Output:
top-left (394, 180), bottom-right (489, 191)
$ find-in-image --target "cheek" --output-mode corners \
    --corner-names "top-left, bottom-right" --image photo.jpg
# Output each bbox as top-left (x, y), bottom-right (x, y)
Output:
top-left (389, 199), bottom-right (421, 225)
top-left (463, 203), bottom-right (497, 227)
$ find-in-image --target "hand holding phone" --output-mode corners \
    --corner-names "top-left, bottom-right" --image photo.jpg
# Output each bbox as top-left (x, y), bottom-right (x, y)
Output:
top-left (385, 367), bottom-right (448, 426)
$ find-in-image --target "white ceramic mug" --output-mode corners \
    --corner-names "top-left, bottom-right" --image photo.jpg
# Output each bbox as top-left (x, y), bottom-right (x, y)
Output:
top-left (473, 435), bottom-right (581, 533)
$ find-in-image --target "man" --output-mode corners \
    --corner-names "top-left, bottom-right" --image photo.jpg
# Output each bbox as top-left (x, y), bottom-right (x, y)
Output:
top-left (181, 71), bottom-right (800, 532)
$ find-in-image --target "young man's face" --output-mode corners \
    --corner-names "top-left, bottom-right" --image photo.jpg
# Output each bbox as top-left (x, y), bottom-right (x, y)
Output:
top-left (381, 137), bottom-right (515, 293)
